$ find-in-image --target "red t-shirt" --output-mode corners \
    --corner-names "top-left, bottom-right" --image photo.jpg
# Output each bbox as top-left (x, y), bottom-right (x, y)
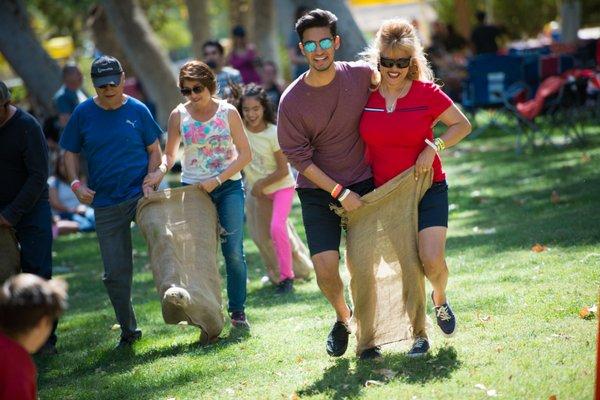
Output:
top-left (359, 80), bottom-right (453, 187)
top-left (0, 333), bottom-right (37, 400)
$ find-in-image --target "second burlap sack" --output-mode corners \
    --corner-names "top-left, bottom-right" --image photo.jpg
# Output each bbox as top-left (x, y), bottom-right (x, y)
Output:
top-left (341, 167), bottom-right (432, 354)
top-left (136, 185), bottom-right (224, 341)
top-left (245, 193), bottom-right (313, 283)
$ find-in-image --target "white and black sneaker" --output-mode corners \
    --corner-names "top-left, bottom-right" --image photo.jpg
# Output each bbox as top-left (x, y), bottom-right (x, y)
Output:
top-left (407, 337), bottom-right (430, 358)
top-left (431, 291), bottom-right (456, 337)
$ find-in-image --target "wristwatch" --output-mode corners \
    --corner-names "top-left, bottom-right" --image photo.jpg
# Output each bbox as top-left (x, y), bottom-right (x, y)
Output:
top-left (158, 164), bottom-right (167, 174)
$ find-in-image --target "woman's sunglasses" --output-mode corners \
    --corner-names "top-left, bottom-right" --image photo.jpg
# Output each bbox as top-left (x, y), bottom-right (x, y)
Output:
top-left (180, 85), bottom-right (204, 96)
top-left (379, 56), bottom-right (411, 69)
top-left (303, 38), bottom-right (334, 53)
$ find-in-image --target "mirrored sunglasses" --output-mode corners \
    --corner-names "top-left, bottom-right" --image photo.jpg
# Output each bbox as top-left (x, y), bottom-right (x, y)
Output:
top-left (180, 85), bottom-right (204, 96)
top-left (379, 56), bottom-right (411, 69)
top-left (303, 38), bottom-right (334, 53)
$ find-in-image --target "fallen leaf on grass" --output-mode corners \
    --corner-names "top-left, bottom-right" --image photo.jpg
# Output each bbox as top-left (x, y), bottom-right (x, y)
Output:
top-left (550, 333), bottom-right (573, 340)
top-left (579, 304), bottom-right (597, 319)
top-left (477, 312), bottom-right (492, 322)
top-left (475, 384), bottom-right (498, 397)
top-left (365, 380), bottom-right (384, 387)
top-left (374, 369), bottom-right (397, 380)
top-left (548, 395), bottom-right (557, 400)
top-left (110, 324), bottom-right (121, 331)
top-left (551, 190), bottom-right (560, 204)
top-left (295, 355), bottom-right (304, 364)
top-left (495, 346), bottom-right (503, 352)
top-left (531, 243), bottom-right (547, 253)
top-left (581, 153), bottom-right (591, 163)
top-left (289, 394), bottom-right (300, 400)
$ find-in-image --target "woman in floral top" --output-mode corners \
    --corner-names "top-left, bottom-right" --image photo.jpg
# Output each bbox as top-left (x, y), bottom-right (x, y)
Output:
top-left (145, 60), bottom-right (252, 329)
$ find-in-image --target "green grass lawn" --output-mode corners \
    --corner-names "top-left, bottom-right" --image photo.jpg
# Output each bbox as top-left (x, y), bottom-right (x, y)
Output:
top-left (37, 122), bottom-right (599, 399)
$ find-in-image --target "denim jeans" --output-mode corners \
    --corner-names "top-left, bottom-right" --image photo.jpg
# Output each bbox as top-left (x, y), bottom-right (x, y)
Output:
top-left (14, 200), bottom-right (56, 344)
top-left (210, 179), bottom-right (248, 313)
top-left (94, 196), bottom-right (140, 338)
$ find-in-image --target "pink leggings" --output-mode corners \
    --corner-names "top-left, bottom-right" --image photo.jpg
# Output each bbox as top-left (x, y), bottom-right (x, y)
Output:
top-left (266, 187), bottom-right (295, 281)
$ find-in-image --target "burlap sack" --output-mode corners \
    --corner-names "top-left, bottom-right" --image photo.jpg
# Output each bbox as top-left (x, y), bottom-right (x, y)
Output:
top-left (0, 227), bottom-right (20, 284)
top-left (245, 192), bottom-right (313, 283)
top-left (136, 186), bottom-right (224, 340)
top-left (340, 167), bottom-right (432, 354)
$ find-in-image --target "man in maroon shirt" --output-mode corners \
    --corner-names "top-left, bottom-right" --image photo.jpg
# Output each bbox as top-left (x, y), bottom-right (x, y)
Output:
top-left (278, 9), bottom-right (379, 359)
top-left (0, 274), bottom-right (67, 400)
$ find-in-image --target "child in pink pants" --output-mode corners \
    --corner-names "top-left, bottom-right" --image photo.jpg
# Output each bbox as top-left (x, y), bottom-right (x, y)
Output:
top-left (237, 84), bottom-right (297, 293)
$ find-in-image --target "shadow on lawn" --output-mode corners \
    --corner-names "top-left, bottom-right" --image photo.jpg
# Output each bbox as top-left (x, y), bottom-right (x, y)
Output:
top-left (297, 346), bottom-right (461, 400)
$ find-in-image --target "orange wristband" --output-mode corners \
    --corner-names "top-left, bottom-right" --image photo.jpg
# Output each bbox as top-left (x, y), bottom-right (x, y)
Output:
top-left (331, 184), bottom-right (342, 199)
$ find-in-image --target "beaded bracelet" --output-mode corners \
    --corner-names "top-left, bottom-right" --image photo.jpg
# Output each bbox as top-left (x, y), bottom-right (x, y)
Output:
top-left (70, 180), bottom-right (82, 193)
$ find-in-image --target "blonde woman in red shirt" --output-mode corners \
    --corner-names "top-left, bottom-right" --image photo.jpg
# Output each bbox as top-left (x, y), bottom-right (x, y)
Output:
top-left (359, 19), bottom-right (471, 358)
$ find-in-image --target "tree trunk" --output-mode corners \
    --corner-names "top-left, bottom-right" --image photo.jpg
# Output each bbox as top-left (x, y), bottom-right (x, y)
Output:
top-left (292, 0), bottom-right (367, 61)
top-left (185, 0), bottom-right (211, 60)
top-left (454, 0), bottom-right (471, 40)
top-left (0, 0), bottom-right (62, 117)
top-left (230, 0), bottom-right (254, 42)
top-left (101, 0), bottom-right (180, 125)
top-left (250, 0), bottom-right (277, 63)
top-left (87, 5), bottom-right (135, 77)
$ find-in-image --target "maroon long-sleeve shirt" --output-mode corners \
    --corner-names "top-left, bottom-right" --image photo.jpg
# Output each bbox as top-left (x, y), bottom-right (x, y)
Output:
top-left (277, 61), bottom-right (373, 189)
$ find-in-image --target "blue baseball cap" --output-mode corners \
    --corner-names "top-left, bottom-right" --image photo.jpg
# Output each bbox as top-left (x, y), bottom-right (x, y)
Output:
top-left (90, 55), bottom-right (123, 87)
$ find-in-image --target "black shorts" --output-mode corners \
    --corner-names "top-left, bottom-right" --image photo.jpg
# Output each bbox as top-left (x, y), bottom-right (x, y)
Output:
top-left (418, 180), bottom-right (449, 231)
top-left (297, 178), bottom-right (375, 256)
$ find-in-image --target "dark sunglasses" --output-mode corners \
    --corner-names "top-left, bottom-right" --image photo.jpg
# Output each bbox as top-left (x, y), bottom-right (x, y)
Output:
top-left (303, 38), bottom-right (334, 53)
top-left (379, 56), bottom-right (411, 69)
top-left (180, 85), bottom-right (204, 96)
top-left (97, 83), bottom-right (119, 89)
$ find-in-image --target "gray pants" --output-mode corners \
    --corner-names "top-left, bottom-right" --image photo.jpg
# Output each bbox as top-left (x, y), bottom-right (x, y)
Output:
top-left (95, 196), bottom-right (141, 338)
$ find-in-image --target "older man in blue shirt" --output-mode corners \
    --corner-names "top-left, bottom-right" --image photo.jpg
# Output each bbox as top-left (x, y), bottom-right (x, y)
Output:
top-left (60, 55), bottom-right (163, 349)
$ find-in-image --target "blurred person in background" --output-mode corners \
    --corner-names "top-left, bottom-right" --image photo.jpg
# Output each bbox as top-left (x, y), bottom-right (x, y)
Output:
top-left (203, 40), bottom-right (243, 99)
top-left (228, 25), bottom-right (261, 85)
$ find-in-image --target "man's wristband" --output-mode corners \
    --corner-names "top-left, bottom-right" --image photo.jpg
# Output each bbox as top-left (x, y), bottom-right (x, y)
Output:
top-left (158, 163), bottom-right (168, 174)
top-left (338, 189), bottom-right (351, 202)
top-left (434, 137), bottom-right (446, 151)
top-left (331, 183), bottom-right (343, 199)
top-left (215, 176), bottom-right (222, 186)
top-left (70, 180), bottom-right (82, 193)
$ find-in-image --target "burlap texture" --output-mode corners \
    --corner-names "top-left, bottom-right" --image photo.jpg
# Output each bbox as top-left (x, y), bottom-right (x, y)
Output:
top-left (340, 167), bottom-right (432, 354)
top-left (136, 186), bottom-right (224, 339)
top-left (0, 227), bottom-right (20, 284)
top-left (245, 193), bottom-right (313, 283)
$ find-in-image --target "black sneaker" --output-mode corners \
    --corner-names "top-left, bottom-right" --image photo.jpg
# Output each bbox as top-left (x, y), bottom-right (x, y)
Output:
top-left (230, 311), bottom-right (250, 329)
top-left (326, 320), bottom-right (350, 357)
top-left (359, 346), bottom-right (382, 360)
top-left (431, 291), bottom-right (456, 337)
top-left (407, 337), bottom-right (430, 358)
top-left (275, 278), bottom-right (294, 294)
top-left (116, 329), bottom-right (142, 349)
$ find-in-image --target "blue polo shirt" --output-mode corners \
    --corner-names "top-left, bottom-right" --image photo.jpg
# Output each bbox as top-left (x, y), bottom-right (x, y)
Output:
top-left (59, 97), bottom-right (162, 207)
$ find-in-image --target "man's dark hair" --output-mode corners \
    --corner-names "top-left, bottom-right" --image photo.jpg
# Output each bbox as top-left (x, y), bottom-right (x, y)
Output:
top-left (0, 274), bottom-right (67, 337)
top-left (476, 11), bottom-right (486, 23)
top-left (62, 63), bottom-right (81, 79)
top-left (295, 8), bottom-right (338, 42)
top-left (202, 40), bottom-right (225, 55)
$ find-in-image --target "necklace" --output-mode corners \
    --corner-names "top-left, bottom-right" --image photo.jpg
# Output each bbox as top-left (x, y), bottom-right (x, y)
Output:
top-left (382, 80), bottom-right (410, 113)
